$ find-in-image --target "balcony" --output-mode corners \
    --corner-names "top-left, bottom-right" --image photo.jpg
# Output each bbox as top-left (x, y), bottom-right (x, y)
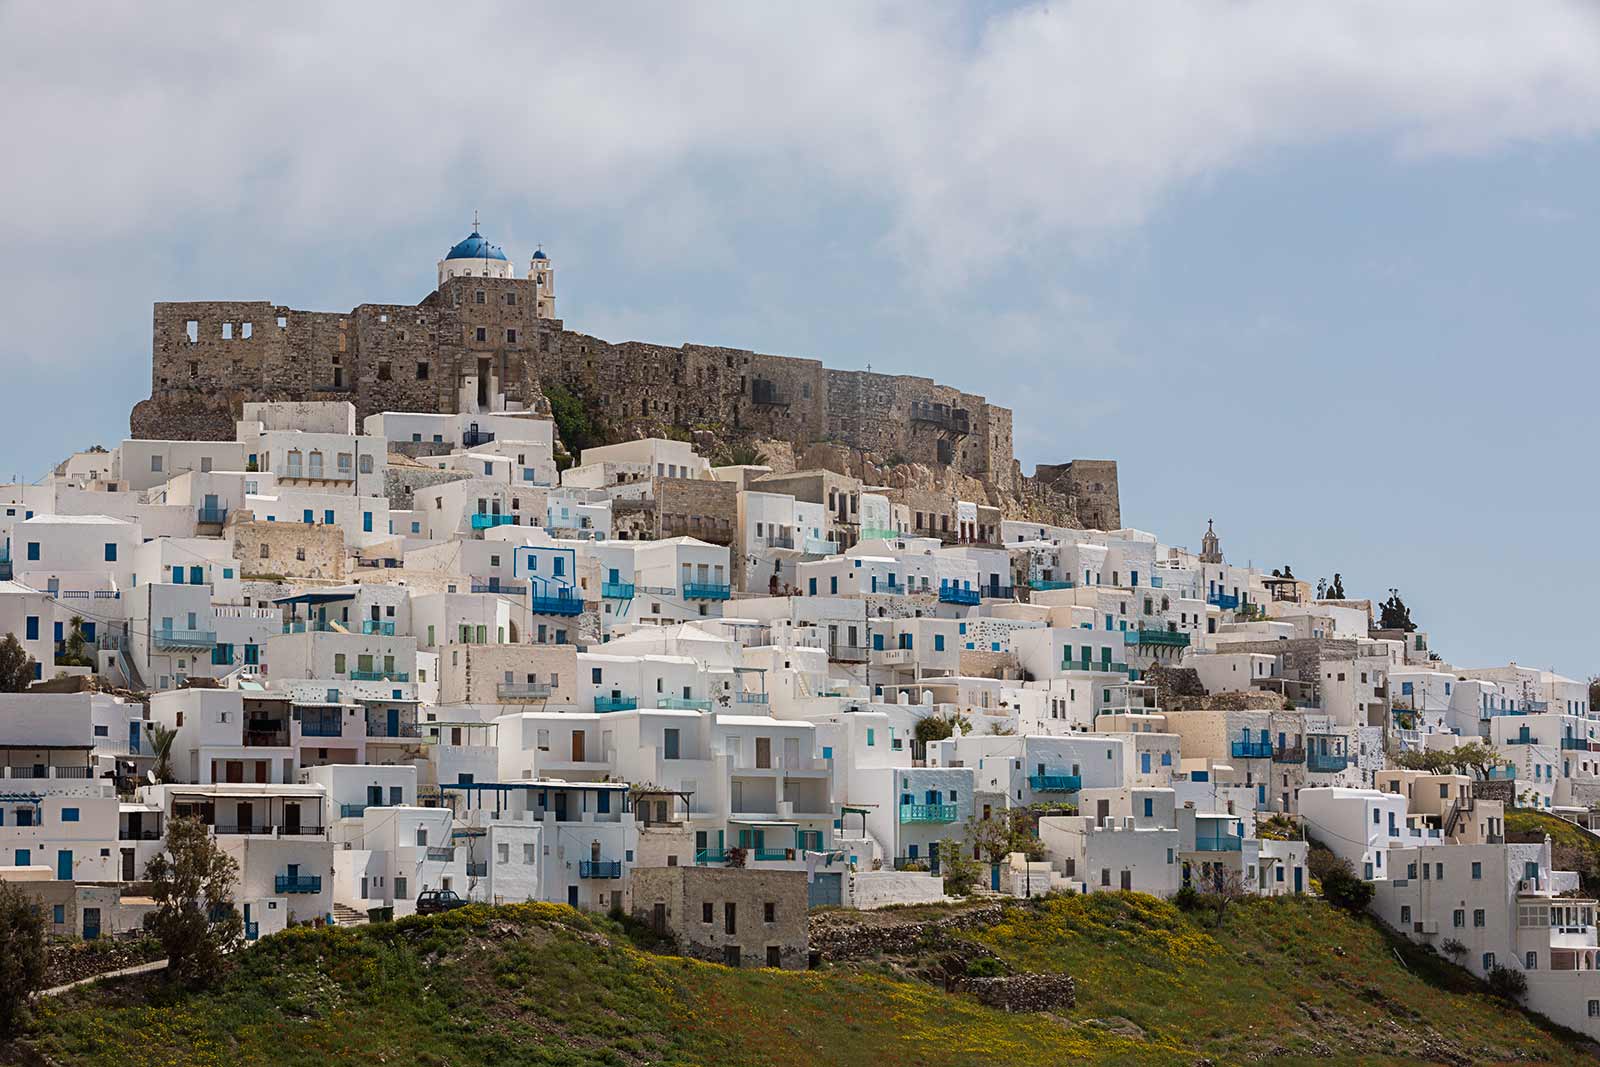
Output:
top-left (1273, 746), bottom-right (1306, 764)
top-left (899, 803), bottom-right (958, 823)
top-left (0, 558), bottom-right (10, 582)
top-left (801, 537), bottom-right (838, 555)
top-left (758, 533), bottom-right (796, 550)
top-left (425, 846), bottom-right (456, 862)
top-left (281, 618), bottom-right (335, 634)
top-left (1206, 592), bottom-right (1240, 611)
top-left (1194, 834), bottom-right (1244, 852)
top-left (909, 401), bottom-right (971, 435)
top-left (470, 513), bottom-right (517, 530)
top-left (530, 593), bottom-right (584, 616)
top-left (1307, 751), bottom-right (1349, 774)
top-left (359, 620), bottom-right (396, 636)
top-left (197, 505), bottom-right (228, 525)
top-left (751, 378), bottom-right (789, 406)
top-left (1231, 740), bottom-right (1273, 760)
top-left (1124, 628), bottom-right (1191, 648)
top-left (213, 824), bottom-right (274, 835)
top-left (274, 875), bottom-right (322, 894)
top-left (299, 713), bottom-right (343, 738)
top-left (466, 862), bottom-right (488, 878)
top-left (601, 581), bottom-right (635, 599)
top-left (658, 696), bottom-right (711, 711)
top-left (1561, 737), bottom-right (1594, 750)
top-left (683, 582), bottom-right (732, 600)
top-left (462, 429), bottom-right (496, 448)
top-left (753, 848), bottom-right (791, 862)
top-left (152, 628), bottom-right (217, 650)
top-left (594, 696), bottom-right (638, 713)
top-left (828, 644), bottom-right (868, 663)
top-left (498, 683), bottom-right (553, 701)
top-left (984, 586), bottom-right (1016, 600)
top-left (350, 670), bottom-right (409, 682)
top-left (881, 581), bottom-right (906, 595)
top-left (579, 860), bottom-right (622, 879)
top-left (1032, 579), bottom-right (1074, 591)
top-left (471, 580), bottom-right (527, 596)
top-left (1028, 773), bottom-right (1082, 792)
top-left (339, 803), bottom-right (367, 819)
top-left (735, 692), bottom-right (770, 705)
top-left (370, 722), bottom-right (421, 739)
top-left (939, 586), bottom-right (981, 606)
top-left (694, 848), bottom-right (728, 865)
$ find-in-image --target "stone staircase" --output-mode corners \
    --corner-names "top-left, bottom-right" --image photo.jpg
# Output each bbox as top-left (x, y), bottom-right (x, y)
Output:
top-left (332, 903), bottom-right (370, 927)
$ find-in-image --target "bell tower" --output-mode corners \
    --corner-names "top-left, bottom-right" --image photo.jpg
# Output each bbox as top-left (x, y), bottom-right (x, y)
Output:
top-left (1199, 519), bottom-right (1223, 564)
top-left (527, 246), bottom-right (556, 318)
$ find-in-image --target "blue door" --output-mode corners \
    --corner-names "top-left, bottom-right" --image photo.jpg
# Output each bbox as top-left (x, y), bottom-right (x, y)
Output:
top-left (1294, 867), bottom-right (1303, 894)
top-left (129, 720), bottom-right (142, 755)
top-left (808, 872), bottom-right (842, 907)
top-left (567, 885), bottom-right (578, 907)
top-left (56, 850), bottom-right (72, 881)
top-left (990, 864), bottom-right (1001, 890)
top-left (386, 709), bottom-right (400, 737)
top-left (81, 907), bottom-right (100, 941)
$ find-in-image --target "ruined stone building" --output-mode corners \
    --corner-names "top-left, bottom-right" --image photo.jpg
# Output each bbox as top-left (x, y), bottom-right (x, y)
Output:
top-left (131, 224), bottom-right (1117, 528)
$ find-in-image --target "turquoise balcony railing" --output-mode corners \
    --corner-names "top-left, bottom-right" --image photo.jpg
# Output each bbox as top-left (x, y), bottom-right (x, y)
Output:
top-left (1231, 740), bottom-right (1273, 759)
top-left (601, 581), bottom-right (635, 599)
top-left (339, 803), bottom-right (367, 819)
top-left (683, 582), bottom-right (732, 600)
top-left (659, 696), bottom-right (711, 711)
top-left (802, 536), bottom-right (838, 555)
top-left (1307, 751), bottom-right (1349, 773)
top-left (1484, 765), bottom-right (1517, 781)
top-left (1032, 579), bottom-right (1074, 590)
top-left (1194, 834), bottom-right (1243, 852)
top-left (939, 586), bottom-right (981, 605)
top-left (470, 513), bottom-right (517, 529)
top-left (274, 875), bottom-right (322, 894)
top-left (1028, 773), bottom-right (1082, 792)
top-left (1561, 737), bottom-right (1592, 750)
top-left (595, 695), bottom-right (638, 713)
top-left (754, 847), bottom-right (790, 861)
top-left (1124, 628), bottom-right (1191, 648)
top-left (579, 860), bottom-right (622, 878)
top-left (197, 505), bottom-right (228, 524)
top-left (360, 620), bottom-right (396, 636)
top-left (694, 848), bottom-right (728, 865)
top-left (899, 803), bottom-right (958, 823)
top-left (530, 593), bottom-right (584, 616)
top-left (152, 627), bottom-right (216, 648)
top-left (350, 670), bottom-right (408, 682)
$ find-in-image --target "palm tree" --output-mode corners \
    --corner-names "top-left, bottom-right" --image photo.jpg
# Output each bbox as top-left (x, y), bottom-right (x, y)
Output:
top-left (147, 723), bottom-right (179, 784)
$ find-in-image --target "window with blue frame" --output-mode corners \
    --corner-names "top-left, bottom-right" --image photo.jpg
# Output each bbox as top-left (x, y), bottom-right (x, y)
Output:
top-left (808, 578), bottom-right (817, 595)
top-left (104, 543), bottom-right (117, 562)
top-left (1401, 682), bottom-right (1414, 696)
top-left (243, 643), bottom-right (259, 665)
top-left (53, 904), bottom-right (64, 924)
top-left (597, 790), bottom-right (611, 813)
top-left (303, 509), bottom-right (313, 524)
top-left (26, 542), bottom-right (39, 561)
top-left (323, 510), bottom-right (335, 526)
top-left (866, 728), bottom-right (875, 746)
top-left (24, 616), bottom-right (38, 641)
top-left (830, 576), bottom-right (838, 594)
top-left (61, 808), bottom-right (79, 822)
top-left (1143, 798), bottom-right (1153, 817)
top-left (934, 634), bottom-right (944, 652)
top-left (211, 644), bottom-right (233, 666)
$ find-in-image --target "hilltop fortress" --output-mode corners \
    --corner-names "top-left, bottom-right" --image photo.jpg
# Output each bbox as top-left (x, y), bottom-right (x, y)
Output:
top-left (131, 224), bottom-right (1117, 528)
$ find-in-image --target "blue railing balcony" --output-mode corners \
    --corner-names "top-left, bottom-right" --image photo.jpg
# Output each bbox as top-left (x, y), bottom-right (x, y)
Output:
top-left (1194, 834), bottom-right (1244, 852)
top-left (694, 848), bottom-right (728, 865)
top-left (683, 582), bottom-right (732, 600)
top-left (339, 803), bottom-right (367, 819)
top-left (359, 620), bottom-right (396, 636)
top-left (274, 875), bottom-right (322, 894)
top-left (471, 580), bottom-right (526, 595)
top-left (938, 586), bottom-right (981, 605)
top-left (197, 505), bottom-right (228, 525)
top-left (1307, 752), bottom-right (1349, 774)
top-left (1032, 579), bottom-right (1074, 590)
top-left (659, 696), bottom-right (711, 711)
top-left (1028, 773), bottom-right (1082, 792)
top-left (753, 848), bottom-right (791, 862)
top-left (601, 581), bottom-right (635, 599)
top-left (470, 513), bottom-right (517, 529)
top-left (899, 803), bottom-right (958, 823)
top-left (462, 429), bottom-right (495, 447)
top-left (1206, 592), bottom-right (1240, 610)
top-left (1231, 740), bottom-right (1273, 759)
top-left (595, 695), bottom-right (638, 713)
top-left (1124, 628), bottom-right (1191, 648)
top-left (152, 628), bottom-right (217, 649)
top-left (1561, 737), bottom-right (1592, 750)
top-left (530, 594), bottom-right (584, 616)
top-left (579, 860), bottom-right (622, 879)
top-left (1149, 576), bottom-right (1164, 588)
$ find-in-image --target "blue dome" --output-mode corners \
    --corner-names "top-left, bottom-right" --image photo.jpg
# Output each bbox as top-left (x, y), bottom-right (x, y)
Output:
top-left (445, 230), bottom-right (507, 262)
top-left (531, 248), bottom-right (548, 261)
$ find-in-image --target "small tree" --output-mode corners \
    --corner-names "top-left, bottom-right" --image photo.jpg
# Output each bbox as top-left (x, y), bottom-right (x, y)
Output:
top-left (936, 837), bottom-right (979, 896)
top-left (147, 723), bottom-right (179, 784)
top-left (1487, 964), bottom-right (1528, 1002)
top-left (0, 634), bottom-right (36, 693)
top-left (144, 816), bottom-right (243, 985)
top-left (1200, 866), bottom-right (1250, 928)
top-left (0, 882), bottom-right (47, 1035)
top-left (723, 443), bottom-right (768, 467)
top-left (1439, 937), bottom-right (1468, 961)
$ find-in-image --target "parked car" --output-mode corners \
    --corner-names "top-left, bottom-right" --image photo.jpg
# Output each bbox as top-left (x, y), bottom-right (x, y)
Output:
top-left (415, 889), bottom-right (469, 915)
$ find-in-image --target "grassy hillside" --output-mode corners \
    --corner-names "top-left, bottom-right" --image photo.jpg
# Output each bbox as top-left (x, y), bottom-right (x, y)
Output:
top-left (5, 896), bottom-right (1592, 1067)
top-left (1505, 808), bottom-right (1600, 892)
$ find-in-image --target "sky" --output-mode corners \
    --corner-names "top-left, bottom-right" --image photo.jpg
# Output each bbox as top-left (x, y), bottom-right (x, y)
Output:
top-left (2, 1), bottom-right (1598, 676)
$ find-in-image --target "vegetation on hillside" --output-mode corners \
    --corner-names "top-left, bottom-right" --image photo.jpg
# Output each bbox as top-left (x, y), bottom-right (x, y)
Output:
top-left (1505, 808), bottom-right (1600, 894)
top-left (6, 894), bottom-right (1594, 1067)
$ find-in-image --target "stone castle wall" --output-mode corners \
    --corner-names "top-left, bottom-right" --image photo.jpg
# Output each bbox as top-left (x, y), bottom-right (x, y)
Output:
top-left (132, 272), bottom-right (1115, 525)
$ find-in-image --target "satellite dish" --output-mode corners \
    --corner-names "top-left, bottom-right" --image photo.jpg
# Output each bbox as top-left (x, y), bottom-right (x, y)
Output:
top-left (146, 770), bottom-right (157, 785)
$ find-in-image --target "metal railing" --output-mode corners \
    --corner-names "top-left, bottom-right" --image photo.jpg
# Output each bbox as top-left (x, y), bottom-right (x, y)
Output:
top-left (470, 513), bottom-right (517, 529)
top-left (1307, 752), bottom-right (1349, 774)
top-left (594, 696), bottom-right (638, 713)
top-left (579, 860), bottom-right (622, 878)
top-left (984, 586), bottom-right (1016, 600)
top-left (1194, 834), bottom-right (1244, 852)
top-left (828, 644), bottom-right (868, 662)
top-left (1028, 773), bottom-right (1081, 792)
top-left (530, 593), bottom-right (584, 616)
top-left (275, 875), bottom-right (322, 894)
top-left (152, 627), bottom-right (217, 648)
top-left (1231, 740), bottom-right (1273, 759)
top-left (498, 683), bottom-right (553, 701)
top-left (694, 848), bottom-right (728, 865)
top-left (898, 803), bottom-right (958, 823)
top-left (462, 429), bottom-right (496, 447)
top-left (197, 505), bottom-right (228, 525)
top-left (683, 582), bottom-right (732, 600)
top-left (753, 848), bottom-right (791, 862)
top-left (1273, 746), bottom-right (1306, 764)
top-left (601, 581), bottom-right (635, 599)
top-left (339, 804), bottom-right (367, 819)
top-left (735, 692), bottom-right (769, 705)
top-left (1124, 628), bottom-right (1190, 648)
top-left (1031, 579), bottom-right (1074, 590)
top-left (471, 580), bottom-right (527, 595)
top-left (425, 846), bottom-right (456, 862)
top-left (466, 862), bottom-right (488, 877)
top-left (658, 696), bottom-right (711, 711)
top-left (939, 586), bottom-right (981, 605)
top-left (360, 620), bottom-right (396, 636)
top-left (1206, 592), bottom-right (1240, 610)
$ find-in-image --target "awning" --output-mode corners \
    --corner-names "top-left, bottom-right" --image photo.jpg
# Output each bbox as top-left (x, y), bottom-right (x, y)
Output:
top-left (729, 817), bottom-right (797, 826)
top-left (273, 590), bottom-right (359, 606)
